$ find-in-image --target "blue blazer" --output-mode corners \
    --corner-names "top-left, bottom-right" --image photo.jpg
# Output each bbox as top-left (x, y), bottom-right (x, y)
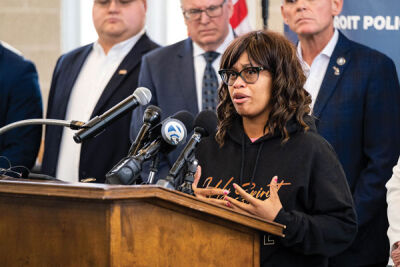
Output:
top-left (135, 38), bottom-right (198, 117)
top-left (41, 34), bottom-right (159, 183)
top-left (0, 43), bottom-right (42, 175)
top-left (314, 32), bottom-right (400, 265)
top-left (130, 38), bottom-right (199, 180)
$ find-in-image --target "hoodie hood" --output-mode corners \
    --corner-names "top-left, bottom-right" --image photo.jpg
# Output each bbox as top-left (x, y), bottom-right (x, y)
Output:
top-left (226, 114), bottom-right (317, 146)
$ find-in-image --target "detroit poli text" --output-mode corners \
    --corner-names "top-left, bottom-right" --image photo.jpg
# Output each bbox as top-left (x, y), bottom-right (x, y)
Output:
top-left (334, 15), bottom-right (400, 31)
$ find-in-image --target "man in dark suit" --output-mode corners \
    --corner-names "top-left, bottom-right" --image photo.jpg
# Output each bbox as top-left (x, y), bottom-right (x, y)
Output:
top-left (41, 0), bottom-right (158, 183)
top-left (281, 0), bottom-right (400, 266)
top-left (0, 42), bottom-right (42, 177)
top-left (131, 0), bottom-right (234, 180)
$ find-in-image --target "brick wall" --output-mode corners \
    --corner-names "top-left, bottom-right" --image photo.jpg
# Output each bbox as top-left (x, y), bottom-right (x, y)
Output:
top-left (0, 0), bottom-right (61, 107)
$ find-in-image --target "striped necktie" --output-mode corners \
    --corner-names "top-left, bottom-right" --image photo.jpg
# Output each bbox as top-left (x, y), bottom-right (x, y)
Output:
top-left (202, 51), bottom-right (219, 111)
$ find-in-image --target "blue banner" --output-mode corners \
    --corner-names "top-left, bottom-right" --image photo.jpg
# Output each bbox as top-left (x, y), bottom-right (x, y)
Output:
top-left (334, 1), bottom-right (400, 79)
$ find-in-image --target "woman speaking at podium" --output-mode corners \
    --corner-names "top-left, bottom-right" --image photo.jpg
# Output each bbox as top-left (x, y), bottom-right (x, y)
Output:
top-left (193, 30), bottom-right (357, 266)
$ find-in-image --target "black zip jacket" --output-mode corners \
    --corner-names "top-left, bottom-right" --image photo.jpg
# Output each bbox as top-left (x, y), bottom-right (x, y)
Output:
top-left (195, 116), bottom-right (357, 267)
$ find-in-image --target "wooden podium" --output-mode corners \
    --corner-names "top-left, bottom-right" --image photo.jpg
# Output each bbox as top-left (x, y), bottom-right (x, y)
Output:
top-left (0, 178), bottom-right (285, 267)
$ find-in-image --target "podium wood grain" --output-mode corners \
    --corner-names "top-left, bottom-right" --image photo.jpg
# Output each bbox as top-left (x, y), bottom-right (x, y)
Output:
top-left (0, 178), bottom-right (284, 267)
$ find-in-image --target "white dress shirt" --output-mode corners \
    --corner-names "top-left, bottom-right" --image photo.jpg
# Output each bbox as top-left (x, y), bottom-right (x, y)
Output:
top-left (56, 29), bottom-right (145, 182)
top-left (192, 28), bottom-right (235, 112)
top-left (297, 29), bottom-right (339, 110)
top-left (387, 156), bottom-right (400, 265)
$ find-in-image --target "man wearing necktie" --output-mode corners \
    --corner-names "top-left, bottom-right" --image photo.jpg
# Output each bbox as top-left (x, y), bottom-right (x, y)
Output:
top-left (131, 0), bottom-right (235, 181)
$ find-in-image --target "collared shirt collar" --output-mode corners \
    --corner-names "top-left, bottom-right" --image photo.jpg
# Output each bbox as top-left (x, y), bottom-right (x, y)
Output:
top-left (93, 28), bottom-right (145, 57)
top-left (297, 28), bottom-right (339, 69)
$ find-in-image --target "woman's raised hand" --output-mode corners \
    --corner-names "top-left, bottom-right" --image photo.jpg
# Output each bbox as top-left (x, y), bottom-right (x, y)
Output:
top-left (224, 176), bottom-right (283, 221)
top-left (192, 165), bottom-right (229, 206)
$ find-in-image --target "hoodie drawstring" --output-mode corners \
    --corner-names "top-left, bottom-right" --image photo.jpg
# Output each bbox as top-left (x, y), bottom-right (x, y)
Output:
top-left (250, 142), bottom-right (264, 187)
top-left (239, 133), bottom-right (265, 187)
top-left (240, 133), bottom-right (245, 186)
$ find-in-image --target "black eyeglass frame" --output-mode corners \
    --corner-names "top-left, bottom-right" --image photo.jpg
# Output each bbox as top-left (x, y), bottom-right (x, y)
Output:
top-left (218, 66), bottom-right (266, 86)
top-left (182, 0), bottom-right (227, 21)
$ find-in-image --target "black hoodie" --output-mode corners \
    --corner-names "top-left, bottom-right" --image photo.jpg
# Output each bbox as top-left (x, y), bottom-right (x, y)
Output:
top-left (195, 115), bottom-right (357, 267)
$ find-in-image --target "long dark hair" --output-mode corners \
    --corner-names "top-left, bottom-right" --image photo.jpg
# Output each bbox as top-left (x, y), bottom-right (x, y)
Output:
top-left (216, 30), bottom-right (311, 146)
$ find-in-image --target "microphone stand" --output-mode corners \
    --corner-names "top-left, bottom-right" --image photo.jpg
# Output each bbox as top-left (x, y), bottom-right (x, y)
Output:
top-left (146, 153), bottom-right (160, 184)
top-left (0, 119), bottom-right (88, 181)
top-left (156, 173), bottom-right (176, 190)
top-left (157, 153), bottom-right (198, 195)
top-left (178, 157), bottom-right (198, 196)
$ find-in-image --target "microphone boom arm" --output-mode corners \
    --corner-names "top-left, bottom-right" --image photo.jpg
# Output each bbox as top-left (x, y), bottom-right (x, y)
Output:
top-left (0, 119), bottom-right (87, 135)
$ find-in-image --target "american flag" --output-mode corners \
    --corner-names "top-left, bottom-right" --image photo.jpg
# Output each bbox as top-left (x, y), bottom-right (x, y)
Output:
top-left (230, 0), bottom-right (252, 35)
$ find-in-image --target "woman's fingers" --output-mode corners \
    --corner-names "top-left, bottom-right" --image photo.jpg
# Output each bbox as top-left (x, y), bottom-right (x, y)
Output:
top-left (224, 199), bottom-right (249, 213)
top-left (198, 187), bottom-right (227, 196)
top-left (192, 190), bottom-right (227, 208)
top-left (232, 183), bottom-right (258, 205)
top-left (269, 176), bottom-right (279, 199)
top-left (224, 195), bottom-right (253, 213)
top-left (192, 165), bottom-right (202, 189)
top-left (194, 187), bottom-right (229, 199)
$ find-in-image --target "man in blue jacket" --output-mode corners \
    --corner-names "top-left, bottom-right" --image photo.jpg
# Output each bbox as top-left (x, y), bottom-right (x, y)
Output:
top-left (281, 0), bottom-right (400, 266)
top-left (0, 42), bottom-right (43, 177)
top-left (131, 0), bottom-right (234, 181)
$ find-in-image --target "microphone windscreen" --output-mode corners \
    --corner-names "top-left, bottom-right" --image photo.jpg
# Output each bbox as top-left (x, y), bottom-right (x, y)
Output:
top-left (146, 105), bottom-right (161, 115)
top-left (143, 105), bottom-right (162, 125)
top-left (133, 87), bottom-right (152, 105)
top-left (171, 110), bottom-right (195, 134)
top-left (194, 110), bottom-right (217, 137)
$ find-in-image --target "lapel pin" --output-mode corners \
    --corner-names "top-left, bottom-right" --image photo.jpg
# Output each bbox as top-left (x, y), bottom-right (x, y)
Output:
top-left (336, 57), bottom-right (346, 66)
top-left (333, 66), bottom-right (340, 76)
top-left (118, 69), bottom-right (127, 75)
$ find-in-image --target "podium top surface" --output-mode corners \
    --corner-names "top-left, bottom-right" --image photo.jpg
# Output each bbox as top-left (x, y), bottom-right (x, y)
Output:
top-left (0, 177), bottom-right (285, 236)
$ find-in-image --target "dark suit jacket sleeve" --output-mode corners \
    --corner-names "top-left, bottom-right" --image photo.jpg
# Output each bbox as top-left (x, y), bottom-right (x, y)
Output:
top-left (0, 60), bottom-right (43, 170)
top-left (46, 56), bottom-right (62, 120)
top-left (354, 55), bottom-right (400, 227)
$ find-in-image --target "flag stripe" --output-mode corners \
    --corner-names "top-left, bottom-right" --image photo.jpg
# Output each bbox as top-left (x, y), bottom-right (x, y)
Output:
top-left (230, 0), bottom-right (248, 29)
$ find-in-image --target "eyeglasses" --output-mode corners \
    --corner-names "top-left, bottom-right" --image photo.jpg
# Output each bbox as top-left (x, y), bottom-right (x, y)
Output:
top-left (182, 0), bottom-right (226, 21)
top-left (94, 0), bottom-right (134, 6)
top-left (218, 67), bottom-right (265, 86)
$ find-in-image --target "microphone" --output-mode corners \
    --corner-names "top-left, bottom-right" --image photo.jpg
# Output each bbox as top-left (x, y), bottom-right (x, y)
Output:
top-left (128, 105), bottom-right (162, 156)
top-left (73, 87), bottom-right (151, 143)
top-left (157, 110), bottom-right (217, 190)
top-left (105, 110), bottom-right (194, 185)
